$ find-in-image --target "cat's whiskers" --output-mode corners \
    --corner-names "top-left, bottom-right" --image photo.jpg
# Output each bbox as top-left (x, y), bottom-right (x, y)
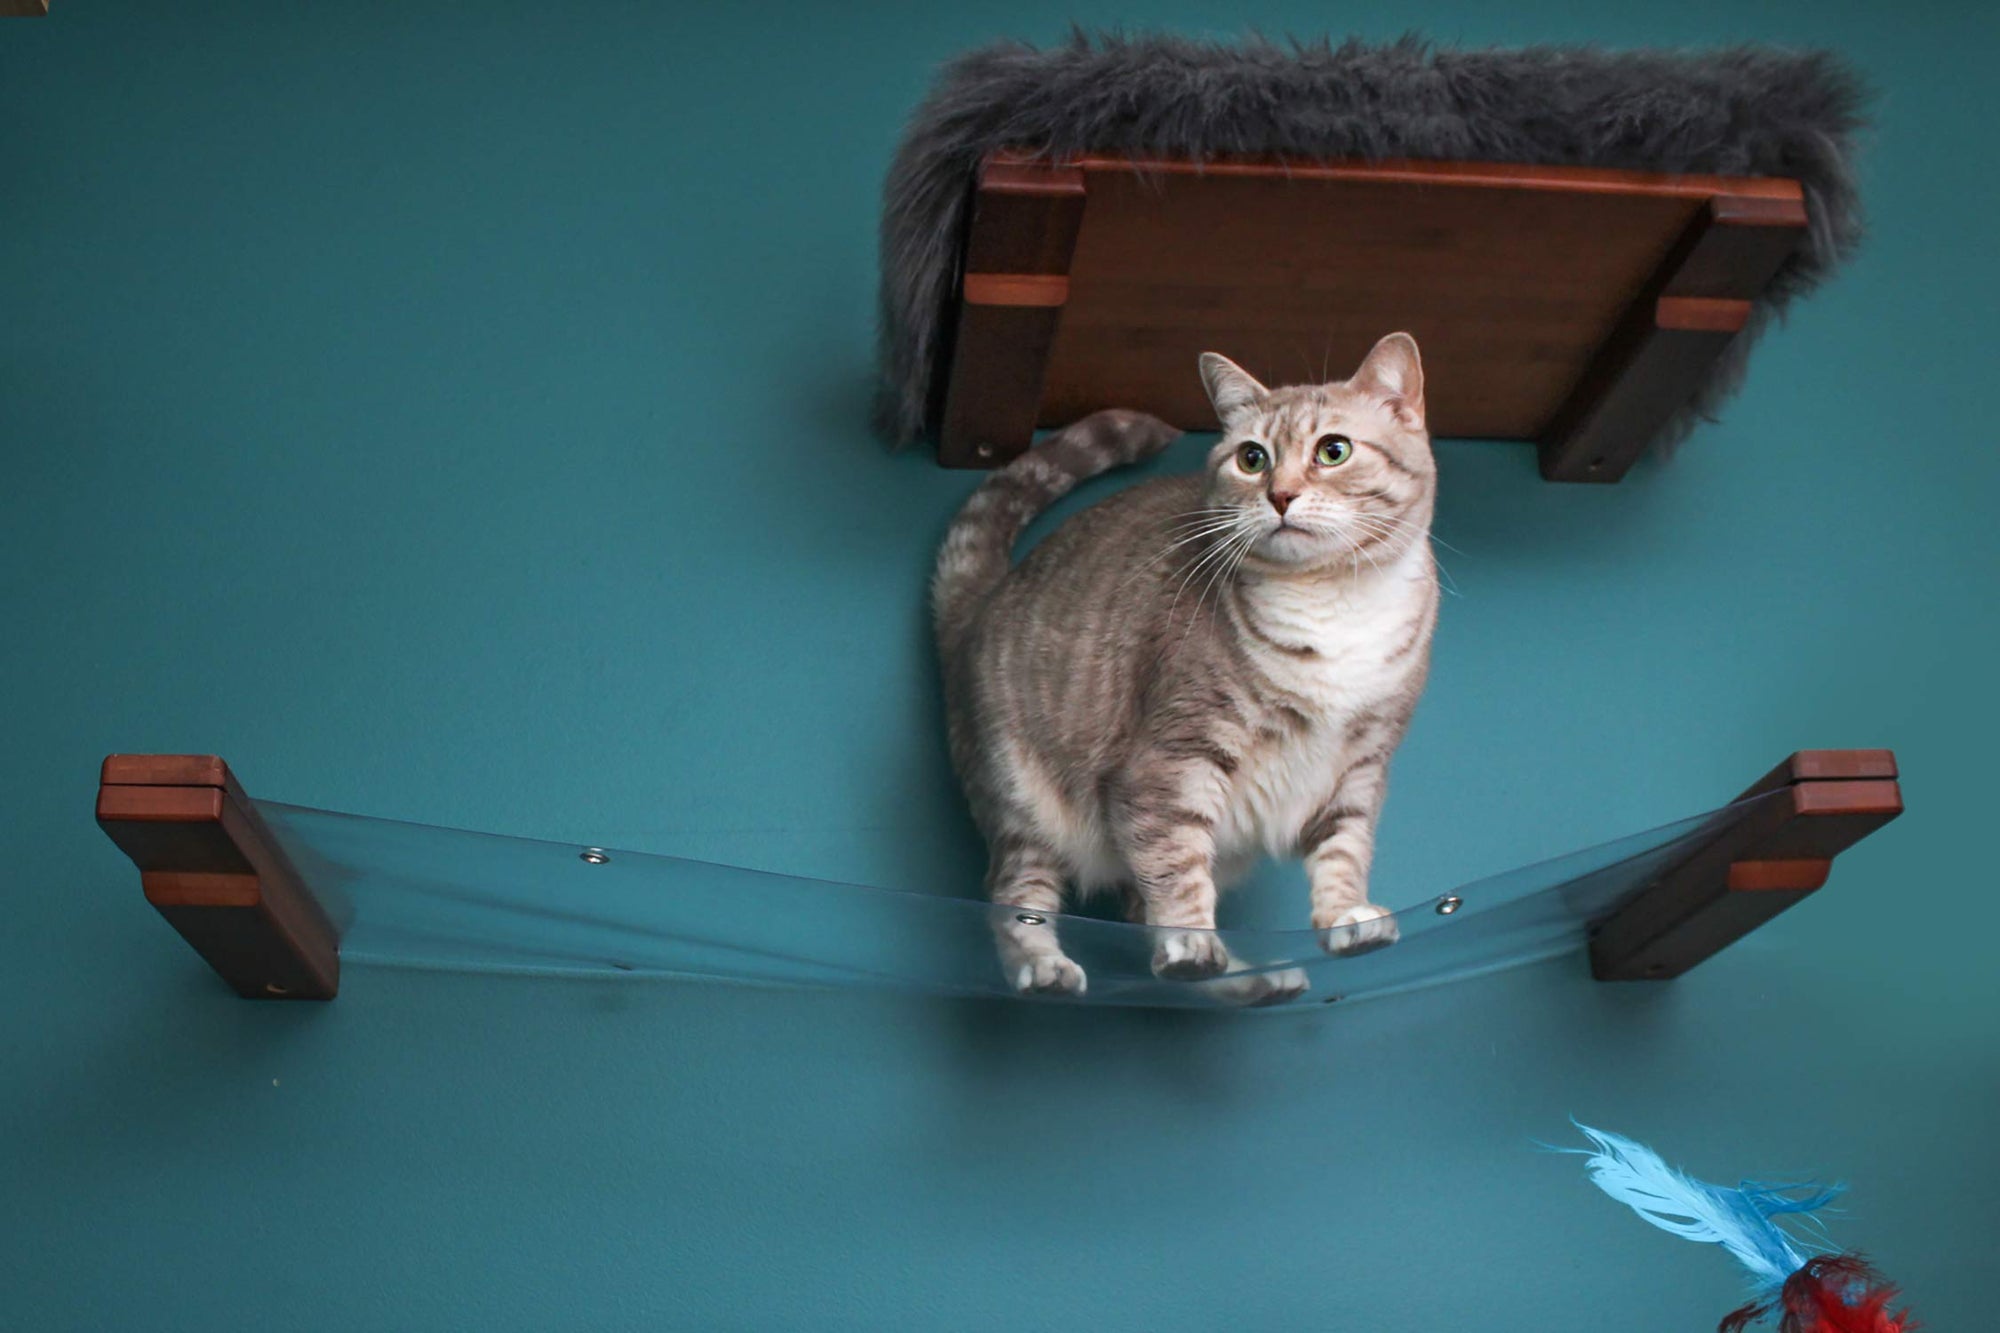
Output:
top-left (1363, 511), bottom-right (1464, 562)
top-left (1342, 516), bottom-right (1402, 568)
top-left (1112, 514), bottom-right (1251, 596)
top-left (1348, 508), bottom-right (1455, 554)
top-left (1195, 526), bottom-right (1260, 618)
top-left (1346, 512), bottom-right (1462, 598)
top-left (1219, 524), bottom-right (1262, 595)
top-left (1172, 524), bottom-right (1260, 659)
top-left (1166, 522), bottom-right (1253, 626)
top-left (1167, 516), bottom-right (1262, 631)
top-left (1164, 507), bottom-right (1241, 531)
top-left (1160, 516), bottom-right (1252, 547)
top-left (1337, 526), bottom-right (1384, 581)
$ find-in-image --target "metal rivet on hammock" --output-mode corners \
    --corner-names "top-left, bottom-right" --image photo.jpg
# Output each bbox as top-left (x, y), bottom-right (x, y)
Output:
top-left (580, 848), bottom-right (611, 865)
top-left (1435, 896), bottom-right (1463, 915)
top-left (1015, 912), bottom-right (1047, 925)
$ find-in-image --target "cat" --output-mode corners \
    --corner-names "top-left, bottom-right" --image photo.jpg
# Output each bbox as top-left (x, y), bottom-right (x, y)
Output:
top-left (934, 333), bottom-right (1439, 1000)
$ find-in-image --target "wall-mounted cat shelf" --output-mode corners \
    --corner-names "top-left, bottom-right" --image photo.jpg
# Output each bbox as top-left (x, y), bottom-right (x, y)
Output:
top-left (876, 38), bottom-right (1866, 482)
top-left (934, 153), bottom-right (1805, 482)
top-left (95, 750), bottom-right (1900, 1009)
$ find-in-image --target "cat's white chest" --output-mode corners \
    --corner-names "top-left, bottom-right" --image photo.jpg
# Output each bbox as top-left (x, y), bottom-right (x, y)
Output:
top-left (1222, 556), bottom-right (1431, 855)
top-left (1250, 556), bottom-right (1426, 703)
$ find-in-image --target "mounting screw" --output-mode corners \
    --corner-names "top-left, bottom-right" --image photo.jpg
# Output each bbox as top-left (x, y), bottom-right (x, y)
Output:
top-left (1015, 912), bottom-right (1047, 926)
top-left (1435, 895), bottom-right (1463, 916)
top-left (975, 443), bottom-right (995, 460)
top-left (263, 982), bottom-right (289, 997)
top-left (580, 848), bottom-right (611, 865)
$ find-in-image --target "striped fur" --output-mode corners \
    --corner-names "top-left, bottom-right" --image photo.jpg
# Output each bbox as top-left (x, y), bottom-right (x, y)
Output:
top-left (937, 336), bottom-right (1439, 999)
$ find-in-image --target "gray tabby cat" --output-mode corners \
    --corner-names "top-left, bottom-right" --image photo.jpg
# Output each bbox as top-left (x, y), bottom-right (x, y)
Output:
top-left (935, 333), bottom-right (1438, 1000)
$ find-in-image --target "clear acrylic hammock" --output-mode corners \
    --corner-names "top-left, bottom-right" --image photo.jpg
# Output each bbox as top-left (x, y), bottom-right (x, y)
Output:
top-left (95, 752), bottom-right (1901, 1011)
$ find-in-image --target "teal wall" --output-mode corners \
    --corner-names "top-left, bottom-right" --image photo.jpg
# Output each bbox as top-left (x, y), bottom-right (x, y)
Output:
top-left (5, 2), bottom-right (1994, 1329)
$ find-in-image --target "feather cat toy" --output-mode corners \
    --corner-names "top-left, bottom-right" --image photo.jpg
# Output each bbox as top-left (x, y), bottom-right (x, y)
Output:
top-left (1564, 1123), bottom-right (1917, 1332)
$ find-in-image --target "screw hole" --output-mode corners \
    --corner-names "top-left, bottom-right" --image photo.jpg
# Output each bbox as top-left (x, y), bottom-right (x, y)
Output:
top-left (1645, 963), bottom-right (1668, 977)
top-left (1588, 457), bottom-right (1605, 471)
top-left (580, 848), bottom-right (610, 865)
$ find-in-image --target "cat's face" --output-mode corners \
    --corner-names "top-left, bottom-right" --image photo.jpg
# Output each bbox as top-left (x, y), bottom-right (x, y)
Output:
top-left (1197, 334), bottom-right (1435, 573)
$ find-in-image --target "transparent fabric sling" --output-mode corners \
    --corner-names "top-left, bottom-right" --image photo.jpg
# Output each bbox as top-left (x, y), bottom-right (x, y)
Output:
top-left (253, 789), bottom-right (1776, 1011)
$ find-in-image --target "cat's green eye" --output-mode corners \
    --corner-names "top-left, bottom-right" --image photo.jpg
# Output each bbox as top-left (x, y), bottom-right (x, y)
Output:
top-left (1314, 434), bottom-right (1354, 467)
top-left (1235, 442), bottom-right (1270, 474)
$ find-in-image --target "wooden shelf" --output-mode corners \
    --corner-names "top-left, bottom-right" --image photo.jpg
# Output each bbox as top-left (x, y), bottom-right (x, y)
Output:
top-left (939, 152), bottom-right (1808, 481)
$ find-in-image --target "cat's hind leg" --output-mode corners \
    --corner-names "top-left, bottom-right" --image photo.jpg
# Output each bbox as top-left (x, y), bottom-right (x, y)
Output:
top-left (986, 840), bottom-right (1087, 997)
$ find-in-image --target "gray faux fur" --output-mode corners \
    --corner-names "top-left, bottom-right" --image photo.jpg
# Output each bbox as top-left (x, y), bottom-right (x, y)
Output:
top-left (876, 32), bottom-right (1868, 451)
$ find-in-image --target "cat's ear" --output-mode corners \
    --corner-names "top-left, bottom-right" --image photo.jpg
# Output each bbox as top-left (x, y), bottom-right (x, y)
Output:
top-left (1198, 353), bottom-right (1268, 428)
top-left (1349, 333), bottom-right (1425, 430)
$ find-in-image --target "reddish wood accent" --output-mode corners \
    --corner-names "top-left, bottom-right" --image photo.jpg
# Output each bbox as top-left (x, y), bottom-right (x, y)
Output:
top-left (963, 273), bottom-right (1071, 307)
top-left (1738, 748), bottom-right (1897, 795)
top-left (100, 753), bottom-right (237, 787)
top-left (936, 151), bottom-right (1810, 480)
top-left (1590, 750), bottom-right (1902, 981)
top-left (939, 158), bottom-right (1087, 468)
top-left (1727, 859), bottom-right (1832, 892)
top-left (1539, 193), bottom-right (1807, 481)
top-left (96, 755), bottom-right (339, 999)
top-left (1656, 297), bottom-right (1753, 334)
top-left (1059, 153), bottom-right (1805, 202)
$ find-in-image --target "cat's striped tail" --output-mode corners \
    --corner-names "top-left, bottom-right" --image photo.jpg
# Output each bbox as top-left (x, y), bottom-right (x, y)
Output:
top-left (932, 409), bottom-right (1182, 662)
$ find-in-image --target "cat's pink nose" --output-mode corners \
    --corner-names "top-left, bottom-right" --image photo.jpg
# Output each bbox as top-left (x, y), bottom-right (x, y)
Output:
top-left (1269, 491), bottom-right (1297, 516)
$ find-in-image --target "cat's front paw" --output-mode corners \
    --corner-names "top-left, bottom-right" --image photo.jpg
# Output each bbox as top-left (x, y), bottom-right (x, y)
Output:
top-left (1317, 903), bottom-right (1400, 957)
top-left (1013, 954), bottom-right (1088, 998)
top-left (1152, 930), bottom-right (1230, 980)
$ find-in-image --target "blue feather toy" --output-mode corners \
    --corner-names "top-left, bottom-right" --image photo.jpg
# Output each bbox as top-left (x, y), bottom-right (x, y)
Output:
top-left (1565, 1121), bottom-right (1841, 1297)
top-left (1561, 1122), bottom-right (1915, 1332)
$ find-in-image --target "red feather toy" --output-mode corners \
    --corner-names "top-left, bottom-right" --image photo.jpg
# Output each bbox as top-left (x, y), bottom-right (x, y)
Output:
top-left (1720, 1256), bottom-right (1915, 1333)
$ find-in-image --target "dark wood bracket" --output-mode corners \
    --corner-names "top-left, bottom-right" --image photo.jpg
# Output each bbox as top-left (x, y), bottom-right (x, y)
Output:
top-left (938, 155), bottom-right (1086, 468)
top-left (0, 1), bottom-right (51, 16)
top-left (1539, 193), bottom-right (1808, 482)
top-left (1590, 749), bottom-right (1901, 980)
top-left (96, 754), bottom-right (339, 999)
